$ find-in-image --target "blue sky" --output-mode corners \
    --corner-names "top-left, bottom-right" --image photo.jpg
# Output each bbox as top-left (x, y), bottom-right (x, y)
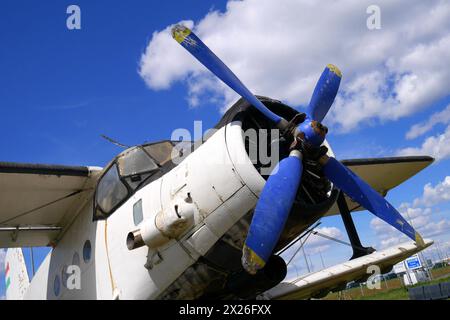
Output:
top-left (1, 0), bottom-right (450, 297)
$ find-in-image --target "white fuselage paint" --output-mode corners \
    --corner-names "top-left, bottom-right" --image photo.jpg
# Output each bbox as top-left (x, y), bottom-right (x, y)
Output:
top-left (23, 121), bottom-right (334, 300)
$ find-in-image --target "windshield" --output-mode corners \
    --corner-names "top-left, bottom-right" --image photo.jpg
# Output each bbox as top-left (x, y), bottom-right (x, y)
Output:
top-left (94, 141), bottom-right (193, 219)
top-left (95, 163), bottom-right (128, 214)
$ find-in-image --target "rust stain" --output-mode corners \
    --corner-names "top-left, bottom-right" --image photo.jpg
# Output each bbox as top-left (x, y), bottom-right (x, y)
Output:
top-left (104, 220), bottom-right (117, 296)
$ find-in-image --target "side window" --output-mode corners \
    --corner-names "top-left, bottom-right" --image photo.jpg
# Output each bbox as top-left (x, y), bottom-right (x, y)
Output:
top-left (54, 275), bottom-right (61, 297)
top-left (95, 163), bottom-right (128, 215)
top-left (133, 199), bottom-right (143, 226)
top-left (83, 240), bottom-right (92, 263)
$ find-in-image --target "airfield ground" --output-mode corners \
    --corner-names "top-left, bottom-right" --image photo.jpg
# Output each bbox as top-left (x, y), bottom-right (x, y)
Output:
top-left (323, 266), bottom-right (450, 300)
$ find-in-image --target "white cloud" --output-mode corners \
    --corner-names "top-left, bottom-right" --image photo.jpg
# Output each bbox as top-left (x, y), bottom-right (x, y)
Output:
top-left (371, 176), bottom-right (450, 248)
top-left (397, 124), bottom-right (450, 161)
top-left (414, 176), bottom-right (450, 207)
top-left (380, 235), bottom-right (407, 248)
top-left (406, 104), bottom-right (450, 139)
top-left (422, 240), bottom-right (450, 262)
top-left (139, 0), bottom-right (450, 131)
top-left (398, 205), bottom-right (432, 219)
top-left (371, 213), bottom-right (450, 248)
top-left (371, 215), bottom-right (395, 234)
top-left (420, 219), bottom-right (450, 237)
top-left (427, 240), bottom-right (450, 257)
top-left (138, 20), bottom-right (198, 90)
top-left (370, 217), bottom-right (407, 249)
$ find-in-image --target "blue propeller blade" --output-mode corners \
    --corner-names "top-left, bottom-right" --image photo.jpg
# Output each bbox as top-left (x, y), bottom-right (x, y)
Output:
top-left (306, 64), bottom-right (342, 122)
top-left (242, 151), bottom-right (303, 274)
top-left (322, 157), bottom-right (425, 246)
top-left (171, 25), bottom-right (282, 124)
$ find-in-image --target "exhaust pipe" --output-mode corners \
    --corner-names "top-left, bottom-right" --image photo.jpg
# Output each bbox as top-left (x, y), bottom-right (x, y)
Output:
top-left (127, 230), bottom-right (144, 250)
top-left (126, 198), bottom-right (195, 250)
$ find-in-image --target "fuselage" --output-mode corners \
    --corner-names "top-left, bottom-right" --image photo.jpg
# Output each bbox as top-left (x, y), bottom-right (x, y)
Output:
top-left (24, 97), bottom-right (337, 300)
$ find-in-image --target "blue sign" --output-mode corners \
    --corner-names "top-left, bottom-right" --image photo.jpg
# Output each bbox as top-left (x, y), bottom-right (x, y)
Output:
top-left (406, 255), bottom-right (422, 270)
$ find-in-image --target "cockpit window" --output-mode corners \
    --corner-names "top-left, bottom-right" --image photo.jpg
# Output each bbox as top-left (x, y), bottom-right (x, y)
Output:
top-left (143, 141), bottom-right (174, 166)
top-left (94, 141), bottom-right (193, 220)
top-left (95, 163), bottom-right (128, 215)
top-left (117, 147), bottom-right (158, 177)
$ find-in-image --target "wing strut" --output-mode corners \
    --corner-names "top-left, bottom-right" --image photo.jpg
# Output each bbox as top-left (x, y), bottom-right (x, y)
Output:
top-left (0, 190), bottom-right (84, 225)
top-left (337, 192), bottom-right (375, 259)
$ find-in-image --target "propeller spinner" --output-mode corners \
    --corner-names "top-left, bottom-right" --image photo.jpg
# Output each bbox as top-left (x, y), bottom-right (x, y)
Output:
top-left (171, 24), bottom-right (424, 275)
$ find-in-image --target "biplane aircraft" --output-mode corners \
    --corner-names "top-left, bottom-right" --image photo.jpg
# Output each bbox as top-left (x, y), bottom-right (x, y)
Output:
top-left (2, 25), bottom-right (433, 300)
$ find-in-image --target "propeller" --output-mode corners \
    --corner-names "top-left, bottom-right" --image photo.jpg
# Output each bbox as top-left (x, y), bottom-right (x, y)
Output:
top-left (171, 25), bottom-right (282, 125)
top-left (306, 64), bottom-right (342, 122)
top-left (242, 150), bottom-right (303, 274)
top-left (171, 24), bottom-right (425, 274)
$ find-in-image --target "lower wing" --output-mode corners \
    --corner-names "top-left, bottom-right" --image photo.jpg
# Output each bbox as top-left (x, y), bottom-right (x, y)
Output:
top-left (260, 239), bottom-right (433, 300)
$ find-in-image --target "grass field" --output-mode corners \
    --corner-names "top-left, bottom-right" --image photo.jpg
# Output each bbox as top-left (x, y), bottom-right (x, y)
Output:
top-left (323, 266), bottom-right (450, 300)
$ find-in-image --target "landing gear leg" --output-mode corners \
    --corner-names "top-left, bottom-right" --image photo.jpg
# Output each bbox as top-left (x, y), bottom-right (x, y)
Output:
top-left (337, 192), bottom-right (375, 260)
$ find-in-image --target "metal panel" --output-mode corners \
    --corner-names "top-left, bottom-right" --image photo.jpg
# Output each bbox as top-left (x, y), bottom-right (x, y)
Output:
top-left (185, 224), bottom-right (218, 256)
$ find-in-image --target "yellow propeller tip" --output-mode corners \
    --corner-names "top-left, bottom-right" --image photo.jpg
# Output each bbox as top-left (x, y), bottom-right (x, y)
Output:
top-left (242, 245), bottom-right (266, 274)
top-left (327, 64), bottom-right (342, 78)
top-left (415, 232), bottom-right (425, 247)
top-left (171, 24), bottom-right (192, 43)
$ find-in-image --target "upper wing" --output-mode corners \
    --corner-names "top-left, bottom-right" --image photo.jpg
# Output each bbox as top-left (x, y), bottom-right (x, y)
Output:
top-left (260, 239), bottom-right (433, 300)
top-left (324, 156), bottom-right (434, 216)
top-left (0, 162), bottom-right (102, 247)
